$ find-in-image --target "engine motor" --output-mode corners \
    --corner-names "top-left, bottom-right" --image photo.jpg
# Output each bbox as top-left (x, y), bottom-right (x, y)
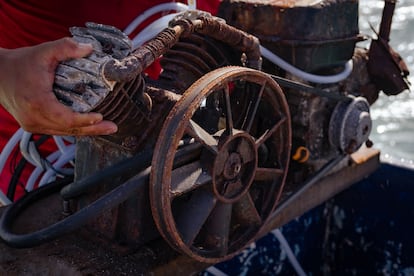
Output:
top-left (3, 0), bottom-right (409, 267)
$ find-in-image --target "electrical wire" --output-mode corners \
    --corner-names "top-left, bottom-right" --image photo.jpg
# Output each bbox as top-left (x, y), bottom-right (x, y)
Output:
top-left (18, 131), bottom-right (75, 190)
top-left (0, 130), bottom-right (75, 205)
top-left (38, 144), bottom-right (75, 186)
top-left (6, 154), bottom-right (27, 200)
top-left (26, 150), bottom-right (61, 192)
top-left (19, 131), bottom-right (51, 170)
top-left (6, 135), bottom-right (50, 200)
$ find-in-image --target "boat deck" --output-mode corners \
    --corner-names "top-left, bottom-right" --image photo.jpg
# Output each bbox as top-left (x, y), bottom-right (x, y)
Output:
top-left (0, 147), bottom-right (380, 275)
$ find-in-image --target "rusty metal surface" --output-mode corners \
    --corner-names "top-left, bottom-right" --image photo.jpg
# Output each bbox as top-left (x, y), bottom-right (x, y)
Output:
top-left (218, 0), bottom-right (360, 72)
top-left (102, 84), bottom-right (181, 150)
top-left (218, 0), bottom-right (358, 39)
top-left (103, 27), bottom-right (183, 83)
top-left (328, 97), bottom-right (371, 154)
top-left (54, 11), bottom-right (263, 150)
top-left (158, 34), bottom-right (236, 93)
top-left (46, 12), bottom-right (269, 259)
top-left (71, 137), bottom-right (158, 249)
top-left (367, 0), bottom-right (410, 95)
top-left (103, 11), bottom-right (262, 83)
top-left (150, 66), bottom-right (291, 263)
top-left (251, 0), bottom-right (323, 8)
top-left (260, 146), bottom-right (380, 236)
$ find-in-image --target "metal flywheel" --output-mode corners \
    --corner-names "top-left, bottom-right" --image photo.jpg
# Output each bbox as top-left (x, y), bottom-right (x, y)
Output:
top-left (150, 66), bottom-right (291, 263)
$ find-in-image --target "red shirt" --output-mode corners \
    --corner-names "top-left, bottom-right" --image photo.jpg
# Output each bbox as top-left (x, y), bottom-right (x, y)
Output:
top-left (0, 0), bottom-right (220, 199)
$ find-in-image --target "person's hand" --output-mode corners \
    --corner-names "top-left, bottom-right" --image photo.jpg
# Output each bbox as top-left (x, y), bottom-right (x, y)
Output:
top-left (0, 38), bottom-right (118, 136)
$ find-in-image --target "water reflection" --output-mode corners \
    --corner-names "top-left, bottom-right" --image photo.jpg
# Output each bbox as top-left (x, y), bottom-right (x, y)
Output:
top-left (360, 0), bottom-right (414, 165)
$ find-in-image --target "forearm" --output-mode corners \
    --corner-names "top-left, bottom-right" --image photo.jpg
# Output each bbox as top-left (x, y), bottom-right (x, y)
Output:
top-left (0, 47), bottom-right (14, 110)
top-left (0, 48), bottom-right (17, 113)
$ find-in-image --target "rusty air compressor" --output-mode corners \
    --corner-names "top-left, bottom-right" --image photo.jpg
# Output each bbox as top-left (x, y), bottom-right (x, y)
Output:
top-left (0, 0), bottom-right (409, 266)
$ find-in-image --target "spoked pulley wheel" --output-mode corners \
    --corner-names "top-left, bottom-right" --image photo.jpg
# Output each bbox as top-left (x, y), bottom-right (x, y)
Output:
top-left (150, 66), bottom-right (291, 263)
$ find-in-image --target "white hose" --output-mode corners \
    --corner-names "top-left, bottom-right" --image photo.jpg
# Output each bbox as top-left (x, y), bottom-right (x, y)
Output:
top-left (53, 135), bottom-right (75, 166)
top-left (19, 131), bottom-right (51, 170)
top-left (272, 229), bottom-right (307, 276)
top-left (260, 45), bottom-right (353, 84)
top-left (124, 2), bottom-right (189, 36)
top-left (205, 266), bottom-right (228, 276)
top-left (131, 13), bottom-right (182, 48)
top-left (187, 0), bottom-right (197, 10)
top-left (0, 128), bottom-right (24, 176)
top-left (19, 131), bottom-right (35, 165)
top-left (0, 190), bottom-right (11, 205)
top-left (53, 136), bottom-right (69, 153)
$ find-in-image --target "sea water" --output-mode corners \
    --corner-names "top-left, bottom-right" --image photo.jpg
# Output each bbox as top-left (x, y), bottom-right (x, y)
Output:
top-left (360, 0), bottom-right (414, 166)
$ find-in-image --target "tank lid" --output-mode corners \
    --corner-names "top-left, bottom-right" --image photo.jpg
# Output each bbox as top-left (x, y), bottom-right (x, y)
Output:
top-left (244, 0), bottom-right (324, 8)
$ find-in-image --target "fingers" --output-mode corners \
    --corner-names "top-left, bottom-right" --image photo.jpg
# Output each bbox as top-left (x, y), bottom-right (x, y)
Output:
top-left (39, 120), bottom-right (118, 136)
top-left (40, 37), bottom-right (93, 65)
top-left (22, 113), bottom-right (118, 136)
top-left (45, 109), bottom-right (119, 136)
top-left (41, 38), bottom-right (118, 136)
top-left (20, 99), bottom-right (118, 136)
top-left (34, 38), bottom-right (118, 136)
top-left (63, 112), bottom-right (119, 135)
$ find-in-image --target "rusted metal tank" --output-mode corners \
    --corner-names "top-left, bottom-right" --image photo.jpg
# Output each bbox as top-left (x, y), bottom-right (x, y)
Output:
top-left (218, 0), bottom-right (361, 72)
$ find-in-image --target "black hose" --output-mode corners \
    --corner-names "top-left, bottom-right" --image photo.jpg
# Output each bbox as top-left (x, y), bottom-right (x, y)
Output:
top-left (0, 168), bottom-right (149, 248)
top-left (60, 147), bottom-right (153, 199)
top-left (0, 142), bottom-right (202, 248)
top-left (61, 142), bottom-right (202, 200)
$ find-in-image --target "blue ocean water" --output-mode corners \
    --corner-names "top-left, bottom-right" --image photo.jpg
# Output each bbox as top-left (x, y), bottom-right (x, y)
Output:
top-left (360, 0), bottom-right (414, 166)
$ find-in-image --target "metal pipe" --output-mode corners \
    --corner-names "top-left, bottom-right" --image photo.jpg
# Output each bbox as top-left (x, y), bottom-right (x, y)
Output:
top-left (379, 0), bottom-right (397, 41)
top-left (103, 26), bottom-right (183, 82)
